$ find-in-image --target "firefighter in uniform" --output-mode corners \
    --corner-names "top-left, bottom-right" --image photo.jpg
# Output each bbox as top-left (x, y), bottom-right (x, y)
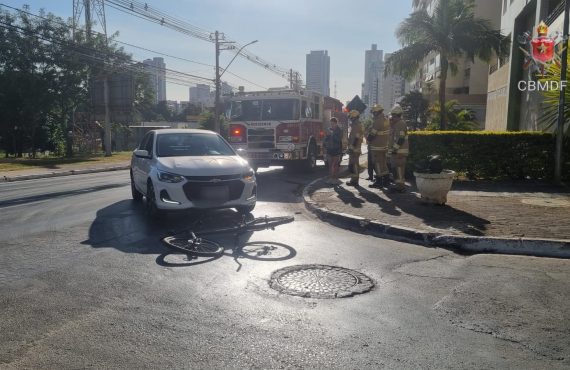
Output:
top-left (367, 104), bottom-right (390, 188)
top-left (346, 110), bottom-right (364, 187)
top-left (389, 105), bottom-right (409, 192)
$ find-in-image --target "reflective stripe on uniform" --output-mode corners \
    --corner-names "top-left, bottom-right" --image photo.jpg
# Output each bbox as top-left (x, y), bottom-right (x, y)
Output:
top-left (370, 146), bottom-right (388, 151)
top-left (395, 149), bottom-right (409, 154)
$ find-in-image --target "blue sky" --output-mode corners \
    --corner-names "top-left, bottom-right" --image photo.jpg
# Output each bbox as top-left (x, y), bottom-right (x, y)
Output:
top-left (2, 0), bottom-right (413, 104)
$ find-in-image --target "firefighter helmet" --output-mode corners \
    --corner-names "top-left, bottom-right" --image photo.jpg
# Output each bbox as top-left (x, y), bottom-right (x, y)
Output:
top-left (371, 104), bottom-right (384, 113)
top-left (348, 110), bottom-right (360, 119)
top-left (391, 105), bottom-right (403, 115)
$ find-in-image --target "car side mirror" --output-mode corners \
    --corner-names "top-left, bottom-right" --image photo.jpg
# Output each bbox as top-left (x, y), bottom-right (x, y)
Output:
top-left (134, 149), bottom-right (150, 158)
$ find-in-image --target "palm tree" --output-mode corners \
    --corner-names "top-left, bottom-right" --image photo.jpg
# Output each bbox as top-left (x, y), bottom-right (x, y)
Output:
top-left (538, 55), bottom-right (570, 135)
top-left (385, 0), bottom-right (509, 130)
top-left (412, 0), bottom-right (437, 9)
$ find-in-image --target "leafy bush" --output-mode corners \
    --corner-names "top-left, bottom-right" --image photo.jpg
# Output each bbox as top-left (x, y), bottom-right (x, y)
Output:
top-left (427, 100), bottom-right (479, 131)
top-left (408, 131), bottom-right (570, 180)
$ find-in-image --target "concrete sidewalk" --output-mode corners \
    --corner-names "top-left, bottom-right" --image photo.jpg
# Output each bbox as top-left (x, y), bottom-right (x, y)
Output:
top-left (305, 156), bottom-right (570, 258)
top-left (0, 161), bottom-right (130, 182)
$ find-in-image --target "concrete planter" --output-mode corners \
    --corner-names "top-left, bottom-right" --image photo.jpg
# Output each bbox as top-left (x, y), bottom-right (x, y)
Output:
top-left (413, 170), bottom-right (456, 205)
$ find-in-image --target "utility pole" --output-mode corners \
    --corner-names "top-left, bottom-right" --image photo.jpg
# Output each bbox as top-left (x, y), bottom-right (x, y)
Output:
top-left (290, 69), bottom-right (293, 89)
top-left (214, 30), bottom-right (221, 133)
top-left (73, 0), bottom-right (111, 155)
top-left (555, 0), bottom-right (570, 184)
top-left (213, 35), bottom-right (256, 133)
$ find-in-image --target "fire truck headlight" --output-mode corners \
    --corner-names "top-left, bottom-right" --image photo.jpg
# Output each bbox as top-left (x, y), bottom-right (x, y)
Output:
top-left (287, 143), bottom-right (296, 151)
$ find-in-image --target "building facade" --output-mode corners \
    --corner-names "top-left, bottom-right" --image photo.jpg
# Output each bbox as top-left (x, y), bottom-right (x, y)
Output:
top-left (306, 50), bottom-right (330, 96)
top-left (362, 44), bottom-right (384, 107)
top-left (486, 0), bottom-right (565, 132)
top-left (189, 84), bottom-right (211, 106)
top-left (410, 0), bottom-right (502, 126)
top-left (143, 57), bottom-right (166, 104)
top-left (382, 52), bottom-right (407, 110)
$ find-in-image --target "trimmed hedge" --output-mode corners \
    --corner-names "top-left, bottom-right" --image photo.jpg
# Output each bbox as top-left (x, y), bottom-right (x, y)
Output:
top-left (408, 131), bottom-right (570, 180)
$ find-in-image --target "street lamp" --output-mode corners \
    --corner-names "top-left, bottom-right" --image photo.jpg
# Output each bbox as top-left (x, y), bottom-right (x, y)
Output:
top-left (214, 39), bottom-right (258, 133)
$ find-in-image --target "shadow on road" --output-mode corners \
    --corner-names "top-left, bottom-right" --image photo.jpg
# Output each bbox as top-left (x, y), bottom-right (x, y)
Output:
top-left (254, 165), bottom-right (328, 203)
top-left (82, 199), bottom-right (297, 269)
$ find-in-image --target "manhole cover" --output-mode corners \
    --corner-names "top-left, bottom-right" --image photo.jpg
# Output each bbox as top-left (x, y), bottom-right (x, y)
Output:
top-left (270, 265), bottom-right (374, 298)
top-left (521, 198), bottom-right (570, 208)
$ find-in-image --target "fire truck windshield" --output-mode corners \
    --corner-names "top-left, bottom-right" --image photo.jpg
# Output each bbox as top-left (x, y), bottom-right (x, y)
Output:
top-left (230, 99), bottom-right (299, 121)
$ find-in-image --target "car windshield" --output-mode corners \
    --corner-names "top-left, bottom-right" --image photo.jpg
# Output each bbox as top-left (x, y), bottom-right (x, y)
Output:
top-left (156, 133), bottom-right (235, 157)
top-left (230, 99), bottom-right (299, 121)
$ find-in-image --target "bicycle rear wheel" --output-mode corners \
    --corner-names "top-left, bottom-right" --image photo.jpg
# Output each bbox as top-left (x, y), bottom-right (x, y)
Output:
top-left (162, 235), bottom-right (224, 257)
top-left (245, 216), bottom-right (295, 231)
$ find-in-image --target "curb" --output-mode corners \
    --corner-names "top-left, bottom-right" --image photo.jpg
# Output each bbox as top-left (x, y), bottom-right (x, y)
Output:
top-left (0, 165), bottom-right (130, 183)
top-left (303, 178), bottom-right (570, 259)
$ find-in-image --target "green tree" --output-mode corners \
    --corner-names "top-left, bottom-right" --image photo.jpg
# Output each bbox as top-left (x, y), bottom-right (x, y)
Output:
top-left (199, 110), bottom-right (228, 137)
top-left (400, 91), bottom-right (429, 130)
top-left (0, 7), bottom-right (156, 156)
top-left (427, 99), bottom-right (479, 131)
top-left (385, 0), bottom-right (509, 130)
top-left (538, 55), bottom-right (570, 135)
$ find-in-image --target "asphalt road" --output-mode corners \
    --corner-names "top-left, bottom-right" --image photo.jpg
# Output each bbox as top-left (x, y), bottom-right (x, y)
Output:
top-left (1, 166), bottom-right (569, 369)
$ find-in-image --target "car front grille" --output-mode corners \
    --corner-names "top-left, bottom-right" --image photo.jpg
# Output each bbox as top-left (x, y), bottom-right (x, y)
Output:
top-left (184, 174), bottom-right (241, 181)
top-left (183, 178), bottom-right (245, 202)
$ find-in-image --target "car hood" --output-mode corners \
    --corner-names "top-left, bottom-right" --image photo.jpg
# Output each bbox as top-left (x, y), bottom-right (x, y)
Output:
top-left (156, 156), bottom-right (249, 176)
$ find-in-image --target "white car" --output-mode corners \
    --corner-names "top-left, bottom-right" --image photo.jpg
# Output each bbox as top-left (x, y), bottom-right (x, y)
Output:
top-left (130, 129), bottom-right (256, 214)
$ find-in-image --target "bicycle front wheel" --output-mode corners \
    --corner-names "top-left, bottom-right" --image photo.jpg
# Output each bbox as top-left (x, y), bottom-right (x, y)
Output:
top-left (245, 216), bottom-right (295, 231)
top-left (162, 235), bottom-right (224, 257)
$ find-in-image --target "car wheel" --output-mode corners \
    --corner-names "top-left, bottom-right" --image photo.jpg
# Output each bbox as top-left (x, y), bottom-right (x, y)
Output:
top-left (237, 204), bottom-right (255, 214)
top-left (146, 180), bottom-right (161, 217)
top-left (131, 173), bottom-right (143, 201)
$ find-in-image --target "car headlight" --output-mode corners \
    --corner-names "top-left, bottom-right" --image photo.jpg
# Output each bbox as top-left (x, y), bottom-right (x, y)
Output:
top-left (242, 168), bottom-right (255, 182)
top-left (157, 170), bottom-right (184, 183)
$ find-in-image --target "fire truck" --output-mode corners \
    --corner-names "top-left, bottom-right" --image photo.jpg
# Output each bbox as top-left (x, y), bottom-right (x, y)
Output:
top-left (226, 89), bottom-right (347, 171)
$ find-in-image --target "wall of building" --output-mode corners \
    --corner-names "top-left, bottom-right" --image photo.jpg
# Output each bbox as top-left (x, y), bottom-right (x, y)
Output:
top-left (485, 0), bottom-right (569, 132)
top-left (485, 63), bottom-right (510, 131)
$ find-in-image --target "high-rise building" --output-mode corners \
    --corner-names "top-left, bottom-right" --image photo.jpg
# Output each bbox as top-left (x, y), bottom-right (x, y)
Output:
top-left (382, 53), bottom-right (407, 110)
top-left (143, 57), bottom-right (166, 104)
top-left (306, 50), bottom-right (330, 96)
top-left (362, 44), bottom-right (384, 107)
top-left (189, 84), bottom-right (211, 106)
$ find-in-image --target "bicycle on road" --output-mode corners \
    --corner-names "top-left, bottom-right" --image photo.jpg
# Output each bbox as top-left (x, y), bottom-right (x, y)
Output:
top-left (161, 215), bottom-right (294, 257)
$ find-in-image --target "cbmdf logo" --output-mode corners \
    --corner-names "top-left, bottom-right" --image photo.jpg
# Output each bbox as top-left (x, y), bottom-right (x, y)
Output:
top-left (532, 22), bottom-right (555, 63)
top-left (519, 21), bottom-right (564, 75)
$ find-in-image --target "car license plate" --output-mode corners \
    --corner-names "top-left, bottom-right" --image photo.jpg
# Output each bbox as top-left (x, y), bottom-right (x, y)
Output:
top-left (200, 186), bottom-right (230, 201)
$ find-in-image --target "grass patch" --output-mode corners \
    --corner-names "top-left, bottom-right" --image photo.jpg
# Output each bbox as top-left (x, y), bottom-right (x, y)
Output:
top-left (0, 151), bottom-right (132, 172)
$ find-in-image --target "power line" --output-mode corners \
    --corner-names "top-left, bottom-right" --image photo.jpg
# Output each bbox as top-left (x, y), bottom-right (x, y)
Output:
top-left (104, 0), bottom-right (301, 83)
top-left (0, 20), bottom-right (215, 88)
top-left (0, 3), bottom-right (267, 89)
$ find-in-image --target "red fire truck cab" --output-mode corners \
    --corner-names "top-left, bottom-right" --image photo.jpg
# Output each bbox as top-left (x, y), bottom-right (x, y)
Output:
top-left (227, 89), bottom-right (347, 172)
